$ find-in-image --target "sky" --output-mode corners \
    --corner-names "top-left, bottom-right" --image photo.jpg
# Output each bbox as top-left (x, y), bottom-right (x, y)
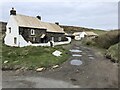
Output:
top-left (0, 0), bottom-right (119, 30)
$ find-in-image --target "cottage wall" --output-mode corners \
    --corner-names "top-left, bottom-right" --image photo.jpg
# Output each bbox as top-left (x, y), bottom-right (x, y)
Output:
top-left (19, 27), bottom-right (46, 43)
top-left (46, 32), bottom-right (67, 42)
top-left (19, 27), bottom-right (67, 44)
top-left (4, 15), bottom-right (20, 46)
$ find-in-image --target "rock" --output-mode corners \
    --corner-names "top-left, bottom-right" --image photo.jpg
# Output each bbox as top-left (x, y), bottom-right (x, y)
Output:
top-left (52, 65), bottom-right (59, 69)
top-left (3, 61), bottom-right (8, 64)
top-left (36, 67), bottom-right (44, 72)
top-left (52, 50), bottom-right (62, 57)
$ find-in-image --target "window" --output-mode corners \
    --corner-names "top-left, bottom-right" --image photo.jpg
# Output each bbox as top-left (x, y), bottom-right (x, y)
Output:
top-left (31, 29), bottom-right (35, 35)
top-left (14, 37), bottom-right (17, 44)
top-left (51, 37), bottom-right (54, 41)
top-left (32, 37), bottom-right (36, 42)
top-left (58, 37), bottom-right (61, 41)
top-left (9, 27), bottom-right (11, 33)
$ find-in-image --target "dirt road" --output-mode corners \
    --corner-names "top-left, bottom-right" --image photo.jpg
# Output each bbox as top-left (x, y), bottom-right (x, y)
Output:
top-left (2, 41), bottom-right (118, 88)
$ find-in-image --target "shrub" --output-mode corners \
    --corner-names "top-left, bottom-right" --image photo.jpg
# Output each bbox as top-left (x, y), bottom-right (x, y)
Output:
top-left (105, 43), bottom-right (119, 63)
top-left (82, 38), bottom-right (96, 46)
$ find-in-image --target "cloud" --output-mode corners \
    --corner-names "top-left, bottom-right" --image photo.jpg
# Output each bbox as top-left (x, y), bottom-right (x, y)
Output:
top-left (0, 1), bottom-right (118, 30)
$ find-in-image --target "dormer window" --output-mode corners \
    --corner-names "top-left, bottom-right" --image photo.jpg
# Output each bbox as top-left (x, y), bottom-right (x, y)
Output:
top-left (31, 29), bottom-right (35, 35)
top-left (9, 27), bottom-right (11, 33)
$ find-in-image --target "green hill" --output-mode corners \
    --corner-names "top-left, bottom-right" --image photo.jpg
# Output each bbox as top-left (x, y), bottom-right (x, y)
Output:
top-left (60, 25), bottom-right (106, 35)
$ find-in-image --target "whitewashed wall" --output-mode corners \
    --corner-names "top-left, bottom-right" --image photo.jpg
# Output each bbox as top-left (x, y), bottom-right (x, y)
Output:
top-left (80, 32), bottom-right (87, 38)
top-left (4, 16), bottom-right (20, 47)
top-left (54, 37), bottom-right (71, 46)
top-left (75, 32), bottom-right (87, 40)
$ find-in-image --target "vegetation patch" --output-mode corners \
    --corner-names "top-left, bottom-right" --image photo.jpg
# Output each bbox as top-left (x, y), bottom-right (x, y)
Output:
top-left (93, 30), bottom-right (120, 49)
top-left (2, 45), bottom-right (70, 70)
top-left (82, 30), bottom-right (119, 49)
top-left (81, 30), bottom-right (120, 63)
top-left (105, 43), bottom-right (119, 63)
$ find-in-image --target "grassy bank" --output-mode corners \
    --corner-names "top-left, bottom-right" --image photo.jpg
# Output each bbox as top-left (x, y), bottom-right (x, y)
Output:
top-left (81, 30), bottom-right (119, 62)
top-left (82, 30), bottom-right (119, 48)
top-left (93, 30), bottom-right (119, 49)
top-left (2, 45), bottom-right (70, 70)
top-left (105, 43), bottom-right (119, 63)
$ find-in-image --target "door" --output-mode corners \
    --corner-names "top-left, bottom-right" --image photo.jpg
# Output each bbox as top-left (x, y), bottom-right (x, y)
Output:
top-left (14, 37), bottom-right (17, 44)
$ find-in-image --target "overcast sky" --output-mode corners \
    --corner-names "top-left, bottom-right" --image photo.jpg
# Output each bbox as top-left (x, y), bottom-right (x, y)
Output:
top-left (0, 0), bottom-right (119, 30)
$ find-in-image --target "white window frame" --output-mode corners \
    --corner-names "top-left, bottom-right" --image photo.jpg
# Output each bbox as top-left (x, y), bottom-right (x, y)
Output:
top-left (31, 29), bottom-right (35, 35)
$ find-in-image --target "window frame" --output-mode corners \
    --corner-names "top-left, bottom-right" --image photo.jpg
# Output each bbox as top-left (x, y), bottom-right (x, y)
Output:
top-left (31, 29), bottom-right (35, 35)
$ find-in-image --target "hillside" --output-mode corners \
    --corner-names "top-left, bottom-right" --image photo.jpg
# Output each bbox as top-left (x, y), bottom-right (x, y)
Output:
top-left (0, 21), bottom-right (7, 34)
top-left (60, 25), bottom-right (106, 35)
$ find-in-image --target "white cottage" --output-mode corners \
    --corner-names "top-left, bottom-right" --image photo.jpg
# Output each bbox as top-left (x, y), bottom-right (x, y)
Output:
top-left (73, 32), bottom-right (87, 40)
top-left (4, 8), bottom-right (71, 47)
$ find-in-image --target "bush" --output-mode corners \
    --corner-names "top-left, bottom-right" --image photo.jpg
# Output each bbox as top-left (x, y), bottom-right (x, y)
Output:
top-left (105, 43), bottom-right (119, 63)
top-left (82, 38), bottom-right (96, 46)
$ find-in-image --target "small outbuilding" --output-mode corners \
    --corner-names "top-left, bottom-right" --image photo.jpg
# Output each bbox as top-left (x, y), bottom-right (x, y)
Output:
top-left (73, 32), bottom-right (87, 40)
top-left (85, 31), bottom-right (98, 38)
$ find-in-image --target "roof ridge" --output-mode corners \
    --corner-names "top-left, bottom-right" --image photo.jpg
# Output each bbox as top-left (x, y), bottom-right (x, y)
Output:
top-left (16, 14), bottom-right (37, 18)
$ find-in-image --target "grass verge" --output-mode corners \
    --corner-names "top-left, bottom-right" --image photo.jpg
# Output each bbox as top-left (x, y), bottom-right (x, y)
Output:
top-left (2, 44), bottom-right (70, 70)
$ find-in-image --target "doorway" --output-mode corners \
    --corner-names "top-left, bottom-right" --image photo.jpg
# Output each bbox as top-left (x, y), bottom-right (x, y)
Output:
top-left (14, 37), bottom-right (17, 44)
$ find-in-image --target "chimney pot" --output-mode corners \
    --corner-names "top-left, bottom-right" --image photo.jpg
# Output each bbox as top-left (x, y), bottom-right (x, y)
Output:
top-left (36, 16), bottom-right (41, 20)
top-left (55, 22), bottom-right (59, 25)
top-left (10, 7), bottom-right (16, 15)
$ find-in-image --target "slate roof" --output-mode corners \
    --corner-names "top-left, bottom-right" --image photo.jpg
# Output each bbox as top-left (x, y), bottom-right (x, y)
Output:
top-left (73, 32), bottom-right (84, 36)
top-left (85, 31), bottom-right (98, 36)
top-left (13, 14), bottom-right (65, 33)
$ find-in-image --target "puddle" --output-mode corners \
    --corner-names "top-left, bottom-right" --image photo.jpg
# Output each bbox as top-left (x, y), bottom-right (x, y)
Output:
top-left (69, 49), bottom-right (82, 53)
top-left (70, 60), bottom-right (82, 66)
top-left (72, 54), bottom-right (82, 57)
top-left (89, 57), bottom-right (94, 59)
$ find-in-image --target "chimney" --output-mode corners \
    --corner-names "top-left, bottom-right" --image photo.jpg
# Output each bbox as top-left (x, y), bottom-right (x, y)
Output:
top-left (55, 22), bottom-right (59, 25)
top-left (36, 16), bottom-right (41, 20)
top-left (10, 7), bottom-right (16, 15)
